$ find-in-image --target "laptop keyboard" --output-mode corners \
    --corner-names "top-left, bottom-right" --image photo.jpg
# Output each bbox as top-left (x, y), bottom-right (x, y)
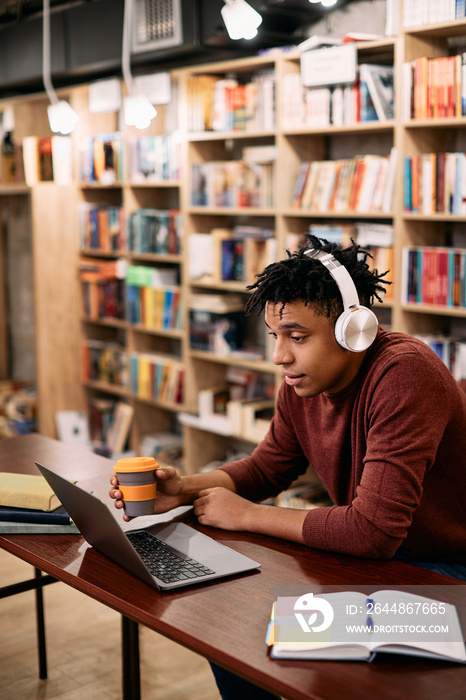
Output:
top-left (127, 530), bottom-right (215, 584)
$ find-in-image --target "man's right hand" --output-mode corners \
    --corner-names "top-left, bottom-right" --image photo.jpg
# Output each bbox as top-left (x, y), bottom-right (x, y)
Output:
top-left (109, 465), bottom-right (186, 522)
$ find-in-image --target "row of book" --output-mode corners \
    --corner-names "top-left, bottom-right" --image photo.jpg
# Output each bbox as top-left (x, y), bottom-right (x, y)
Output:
top-left (189, 294), bottom-right (245, 355)
top-left (22, 135), bottom-right (72, 185)
top-left (282, 64), bottom-right (394, 129)
top-left (403, 152), bottom-right (466, 215)
top-left (78, 203), bottom-right (125, 252)
top-left (127, 208), bottom-right (183, 255)
top-left (416, 335), bottom-right (466, 392)
top-left (88, 399), bottom-right (134, 455)
top-left (402, 54), bottom-right (466, 122)
top-left (187, 226), bottom-right (276, 285)
top-left (186, 70), bottom-right (276, 133)
top-left (79, 206), bottom-right (183, 255)
top-left (129, 352), bottom-right (184, 405)
top-left (79, 132), bottom-right (125, 185)
top-left (79, 258), bottom-right (126, 320)
top-left (402, 246), bottom-right (466, 308)
top-left (402, 0), bottom-right (465, 29)
top-left (191, 160), bottom-right (274, 209)
top-left (291, 149), bottom-right (397, 214)
top-left (82, 341), bottom-right (128, 388)
top-left (128, 134), bottom-right (181, 183)
top-left (126, 265), bottom-right (182, 331)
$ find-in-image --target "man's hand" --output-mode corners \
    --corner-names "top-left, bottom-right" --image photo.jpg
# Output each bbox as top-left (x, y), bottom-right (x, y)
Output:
top-left (193, 487), bottom-right (257, 531)
top-left (194, 486), bottom-right (307, 544)
top-left (109, 466), bottom-right (185, 522)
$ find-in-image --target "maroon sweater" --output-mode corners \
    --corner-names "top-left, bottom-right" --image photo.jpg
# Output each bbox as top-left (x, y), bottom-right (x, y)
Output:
top-left (220, 328), bottom-right (466, 561)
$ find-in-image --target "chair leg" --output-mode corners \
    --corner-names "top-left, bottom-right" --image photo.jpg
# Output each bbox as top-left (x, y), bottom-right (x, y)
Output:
top-left (34, 567), bottom-right (48, 679)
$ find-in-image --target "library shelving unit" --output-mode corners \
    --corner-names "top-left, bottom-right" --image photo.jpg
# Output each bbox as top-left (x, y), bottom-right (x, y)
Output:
top-left (398, 16), bottom-right (466, 351)
top-left (0, 90), bottom-right (82, 438)
top-left (70, 83), bottom-right (185, 456)
top-left (0, 183), bottom-right (30, 380)
top-left (172, 38), bottom-right (399, 471)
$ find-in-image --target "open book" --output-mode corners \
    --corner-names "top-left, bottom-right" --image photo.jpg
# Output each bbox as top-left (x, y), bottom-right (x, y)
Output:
top-left (266, 590), bottom-right (466, 663)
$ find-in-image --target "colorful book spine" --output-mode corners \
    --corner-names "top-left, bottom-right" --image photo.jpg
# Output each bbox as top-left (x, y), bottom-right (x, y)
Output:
top-left (402, 246), bottom-right (466, 309)
top-left (129, 352), bottom-right (184, 405)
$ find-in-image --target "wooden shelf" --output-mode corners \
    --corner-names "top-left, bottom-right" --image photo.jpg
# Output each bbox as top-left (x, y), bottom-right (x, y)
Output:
top-left (83, 380), bottom-right (129, 397)
top-left (404, 18), bottom-right (466, 37)
top-left (187, 130), bottom-right (276, 142)
top-left (188, 206), bottom-right (277, 216)
top-left (189, 349), bottom-right (279, 374)
top-left (281, 121), bottom-right (395, 136)
top-left (0, 184), bottom-right (29, 195)
top-left (282, 210), bottom-right (394, 219)
top-left (401, 303), bottom-right (466, 319)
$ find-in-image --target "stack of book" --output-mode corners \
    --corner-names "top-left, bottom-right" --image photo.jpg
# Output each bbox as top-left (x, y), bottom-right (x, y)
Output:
top-left (0, 472), bottom-right (79, 534)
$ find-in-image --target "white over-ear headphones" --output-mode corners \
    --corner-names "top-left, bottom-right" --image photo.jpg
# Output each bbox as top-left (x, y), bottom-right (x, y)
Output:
top-left (304, 248), bottom-right (378, 352)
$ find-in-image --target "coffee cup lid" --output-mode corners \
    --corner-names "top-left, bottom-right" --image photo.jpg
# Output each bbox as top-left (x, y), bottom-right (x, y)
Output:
top-left (114, 456), bottom-right (158, 473)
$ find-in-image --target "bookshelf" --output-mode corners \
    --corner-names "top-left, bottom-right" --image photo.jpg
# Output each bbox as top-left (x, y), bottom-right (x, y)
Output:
top-left (398, 14), bottom-right (466, 345)
top-left (2, 3), bottom-right (466, 472)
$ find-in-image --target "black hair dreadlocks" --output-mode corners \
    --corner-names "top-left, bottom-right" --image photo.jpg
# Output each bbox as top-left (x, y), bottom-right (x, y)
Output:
top-left (244, 234), bottom-right (390, 321)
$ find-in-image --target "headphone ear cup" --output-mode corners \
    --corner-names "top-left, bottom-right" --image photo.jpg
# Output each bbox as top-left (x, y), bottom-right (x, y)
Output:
top-left (334, 307), bottom-right (378, 352)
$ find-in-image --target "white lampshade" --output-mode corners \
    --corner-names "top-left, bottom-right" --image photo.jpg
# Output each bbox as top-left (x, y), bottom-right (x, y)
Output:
top-left (221, 0), bottom-right (262, 41)
top-left (123, 95), bottom-right (157, 130)
top-left (47, 100), bottom-right (79, 135)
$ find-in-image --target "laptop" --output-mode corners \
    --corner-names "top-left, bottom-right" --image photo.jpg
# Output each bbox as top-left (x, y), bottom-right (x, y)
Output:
top-left (35, 462), bottom-right (260, 592)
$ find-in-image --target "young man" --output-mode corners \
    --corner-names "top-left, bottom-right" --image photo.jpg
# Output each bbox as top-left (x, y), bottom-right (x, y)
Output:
top-left (111, 236), bottom-right (466, 699)
top-left (111, 235), bottom-right (466, 568)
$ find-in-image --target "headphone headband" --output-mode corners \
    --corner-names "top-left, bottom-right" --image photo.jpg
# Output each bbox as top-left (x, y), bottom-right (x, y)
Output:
top-left (304, 248), bottom-right (360, 311)
top-left (303, 247), bottom-right (378, 352)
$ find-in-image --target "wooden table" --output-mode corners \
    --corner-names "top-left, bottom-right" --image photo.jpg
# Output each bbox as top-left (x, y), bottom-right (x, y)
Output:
top-left (0, 434), bottom-right (465, 700)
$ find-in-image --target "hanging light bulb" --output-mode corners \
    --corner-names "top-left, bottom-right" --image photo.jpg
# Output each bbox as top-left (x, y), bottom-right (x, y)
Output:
top-left (42, 0), bottom-right (79, 134)
top-left (123, 95), bottom-right (157, 130)
top-left (221, 0), bottom-right (262, 41)
top-left (47, 100), bottom-right (80, 135)
top-left (321, 0), bottom-right (338, 6)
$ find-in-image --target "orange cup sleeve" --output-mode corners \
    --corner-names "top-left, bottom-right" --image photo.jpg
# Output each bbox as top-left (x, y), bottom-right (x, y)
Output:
top-left (119, 483), bottom-right (157, 502)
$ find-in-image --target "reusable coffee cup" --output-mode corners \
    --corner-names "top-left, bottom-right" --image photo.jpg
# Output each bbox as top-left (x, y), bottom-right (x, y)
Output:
top-left (113, 456), bottom-right (159, 517)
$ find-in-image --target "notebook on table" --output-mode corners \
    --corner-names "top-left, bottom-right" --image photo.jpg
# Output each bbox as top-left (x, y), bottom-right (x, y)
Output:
top-left (35, 461), bottom-right (260, 592)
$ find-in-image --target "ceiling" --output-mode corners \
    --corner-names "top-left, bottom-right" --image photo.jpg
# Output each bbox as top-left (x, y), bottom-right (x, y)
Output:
top-left (0, 0), bottom-right (354, 29)
top-left (0, 0), bottom-right (355, 96)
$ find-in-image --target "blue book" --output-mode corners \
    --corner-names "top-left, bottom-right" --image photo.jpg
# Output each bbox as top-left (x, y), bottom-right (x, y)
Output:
top-left (0, 505), bottom-right (71, 524)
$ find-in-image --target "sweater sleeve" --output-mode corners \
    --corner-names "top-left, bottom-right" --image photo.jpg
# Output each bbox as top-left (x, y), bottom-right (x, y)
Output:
top-left (218, 383), bottom-right (310, 501)
top-left (301, 350), bottom-right (454, 559)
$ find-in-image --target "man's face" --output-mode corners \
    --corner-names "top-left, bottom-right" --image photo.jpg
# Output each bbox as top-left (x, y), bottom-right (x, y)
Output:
top-left (265, 300), bottom-right (366, 397)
